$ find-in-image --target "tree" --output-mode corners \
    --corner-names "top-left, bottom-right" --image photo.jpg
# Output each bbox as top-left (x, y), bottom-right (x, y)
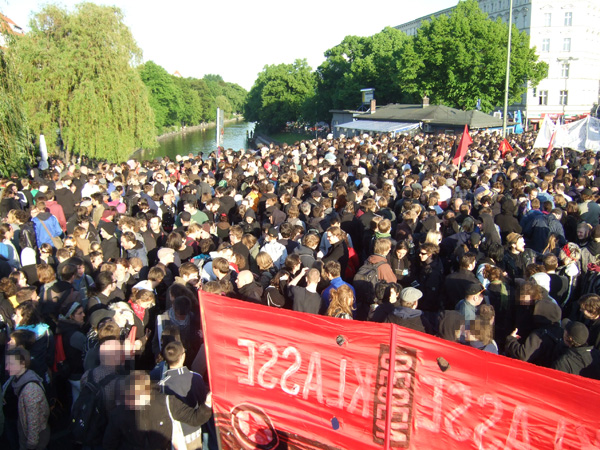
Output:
top-left (399, 0), bottom-right (548, 111)
top-left (138, 61), bottom-right (184, 130)
top-left (0, 45), bottom-right (35, 176)
top-left (244, 59), bottom-right (315, 132)
top-left (173, 77), bottom-right (203, 126)
top-left (314, 28), bottom-right (410, 122)
top-left (10, 2), bottom-right (157, 162)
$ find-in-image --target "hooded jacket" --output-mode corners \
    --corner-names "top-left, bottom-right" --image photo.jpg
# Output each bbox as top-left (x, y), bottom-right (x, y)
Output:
top-left (495, 199), bottom-right (522, 242)
top-left (385, 306), bottom-right (432, 334)
top-left (12, 369), bottom-right (50, 449)
top-left (505, 299), bottom-right (563, 367)
top-left (552, 345), bottom-right (600, 379)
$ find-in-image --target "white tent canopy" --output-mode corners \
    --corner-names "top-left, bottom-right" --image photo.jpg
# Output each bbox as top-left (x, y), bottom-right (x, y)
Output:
top-left (533, 116), bottom-right (600, 151)
top-left (335, 120), bottom-right (421, 135)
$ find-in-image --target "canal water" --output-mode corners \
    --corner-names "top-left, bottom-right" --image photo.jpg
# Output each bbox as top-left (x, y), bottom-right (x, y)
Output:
top-left (136, 121), bottom-right (255, 161)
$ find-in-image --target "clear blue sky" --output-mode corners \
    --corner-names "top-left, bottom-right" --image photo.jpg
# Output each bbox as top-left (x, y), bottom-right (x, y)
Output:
top-left (2, 0), bottom-right (458, 90)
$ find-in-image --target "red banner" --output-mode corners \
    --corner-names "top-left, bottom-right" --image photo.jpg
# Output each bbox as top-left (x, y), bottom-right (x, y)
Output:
top-left (199, 292), bottom-right (600, 450)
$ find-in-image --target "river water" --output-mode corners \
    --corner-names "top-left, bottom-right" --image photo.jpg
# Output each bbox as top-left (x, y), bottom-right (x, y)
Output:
top-left (135, 120), bottom-right (256, 161)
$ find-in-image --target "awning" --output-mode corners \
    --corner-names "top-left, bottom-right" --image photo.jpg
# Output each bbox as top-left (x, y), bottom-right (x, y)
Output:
top-left (335, 120), bottom-right (421, 134)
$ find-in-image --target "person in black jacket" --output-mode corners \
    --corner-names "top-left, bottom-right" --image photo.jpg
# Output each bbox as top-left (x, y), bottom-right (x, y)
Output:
top-left (505, 297), bottom-right (563, 368)
top-left (416, 243), bottom-right (444, 314)
top-left (495, 198), bottom-right (522, 243)
top-left (322, 226), bottom-right (348, 271)
top-left (385, 287), bottom-right (433, 334)
top-left (103, 371), bottom-right (212, 450)
top-left (552, 319), bottom-right (600, 379)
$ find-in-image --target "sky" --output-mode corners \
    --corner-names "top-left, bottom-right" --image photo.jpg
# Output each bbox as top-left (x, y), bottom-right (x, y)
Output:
top-left (2, 0), bottom-right (458, 91)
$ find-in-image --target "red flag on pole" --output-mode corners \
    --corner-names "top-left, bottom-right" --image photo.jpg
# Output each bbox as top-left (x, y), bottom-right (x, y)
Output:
top-left (499, 138), bottom-right (514, 157)
top-left (452, 124), bottom-right (473, 166)
top-left (546, 130), bottom-right (557, 160)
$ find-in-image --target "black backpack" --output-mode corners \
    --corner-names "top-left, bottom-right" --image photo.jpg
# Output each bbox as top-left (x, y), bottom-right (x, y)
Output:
top-left (70, 371), bottom-right (118, 445)
top-left (353, 260), bottom-right (386, 317)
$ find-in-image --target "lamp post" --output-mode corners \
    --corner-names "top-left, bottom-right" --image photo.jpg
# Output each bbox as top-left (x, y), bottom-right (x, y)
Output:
top-left (557, 56), bottom-right (578, 124)
top-left (502, 0), bottom-right (514, 138)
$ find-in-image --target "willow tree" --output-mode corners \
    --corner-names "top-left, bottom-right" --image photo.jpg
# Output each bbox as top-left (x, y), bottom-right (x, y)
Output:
top-left (0, 45), bottom-right (35, 176)
top-left (10, 2), bottom-right (157, 162)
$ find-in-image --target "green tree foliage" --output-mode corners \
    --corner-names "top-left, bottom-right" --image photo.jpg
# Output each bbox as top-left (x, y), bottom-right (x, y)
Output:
top-left (399, 0), bottom-right (548, 111)
top-left (138, 61), bottom-right (184, 130)
top-left (244, 59), bottom-right (315, 132)
top-left (10, 2), bottom-right (158, 162)
top-left (309, 0), bottom-right (547, 121)
top-left (0, 45), bottom-right (35, 176)
top-left (313, 28), bottom-right (409, 121)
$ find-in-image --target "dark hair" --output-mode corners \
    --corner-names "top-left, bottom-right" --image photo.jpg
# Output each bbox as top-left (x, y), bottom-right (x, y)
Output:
top-left (163, 341), bottom-right (185, 366)
top-left (6, 347), bottom-right (30, 369)
top-left (172, 296), bottom-right (191, 316)
top-left (15, 301), bottom-right (43, 326)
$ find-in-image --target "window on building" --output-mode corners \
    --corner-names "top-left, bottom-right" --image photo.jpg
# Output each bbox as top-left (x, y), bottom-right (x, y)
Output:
top-left (542, 38), bottom-right (550, 52)
top-left (532, 87), bottom-right (537, 97)
top-left (544, 13), bottom-right (551, 27)
top-left (539, 90), bottom-right (548, 106)
top-left (561, 62), bottom-right (570, 78)
top-left (564, 12), bottom-right (572, 26)
top-left (559, 90), bottom-right (568, 106)
top-left (563, 38), bottom-right (571, 52)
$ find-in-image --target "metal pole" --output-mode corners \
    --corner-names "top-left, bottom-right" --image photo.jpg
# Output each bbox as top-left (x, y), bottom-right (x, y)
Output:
top-left (502, 0), bottom-right (514, 138)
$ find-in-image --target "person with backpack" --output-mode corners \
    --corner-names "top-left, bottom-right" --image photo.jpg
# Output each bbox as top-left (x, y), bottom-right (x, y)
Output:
top-left (6, 347), bottom-right (51, 450)
top-left (55, 301), bottom-right (86, 407)
top-left (13, 301), bottom-right (54, 385)
top-left (353, 239), bottom-right (396, 319)
top-left (157, 341), bottom-right (210, 450)
top-left (75, 337), bottom-right (125, 447)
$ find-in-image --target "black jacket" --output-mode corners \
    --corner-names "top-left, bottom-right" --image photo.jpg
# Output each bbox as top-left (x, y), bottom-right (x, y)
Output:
top-left (385, 307), bottom-right (433, 334)
top-left (103, 389), bottom-right (212, 450)
top-left (494, 199), bottom-right (522, 242)
top-left (552, 345), bottom-right (600, 379)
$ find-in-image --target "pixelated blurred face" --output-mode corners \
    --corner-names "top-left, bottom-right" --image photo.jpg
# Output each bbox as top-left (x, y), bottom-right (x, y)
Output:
top-left (6, 355), bottom-right (24, 377)
top-left (131, 377), bottom-right (152, 409)
top-left (515, 238), bottom-right (525, 253)
top-left (101, 340), bottom-right (124, 367)
top-left (519, 294), bottom-right (533, 306)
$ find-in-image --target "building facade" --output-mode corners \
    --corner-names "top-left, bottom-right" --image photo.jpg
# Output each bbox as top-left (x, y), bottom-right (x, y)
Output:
top-left (394, 0), bottom-right (600, 124)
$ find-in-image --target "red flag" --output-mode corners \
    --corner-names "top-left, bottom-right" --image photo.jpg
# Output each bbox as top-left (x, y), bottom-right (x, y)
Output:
top-left (546, 130), bottom-right (557, 160)
top-left (499, 138), bottom-right (514, 157)
top-left (452, 124), bottom-right (472, 166)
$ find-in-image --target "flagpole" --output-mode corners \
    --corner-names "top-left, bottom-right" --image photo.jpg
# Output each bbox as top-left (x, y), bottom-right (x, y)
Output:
top-left (502, 0), bottom-right (514, 138)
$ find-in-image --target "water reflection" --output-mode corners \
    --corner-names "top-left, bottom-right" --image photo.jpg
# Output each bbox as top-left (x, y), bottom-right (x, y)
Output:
top-left (137, 121), bottom-right (255, 161)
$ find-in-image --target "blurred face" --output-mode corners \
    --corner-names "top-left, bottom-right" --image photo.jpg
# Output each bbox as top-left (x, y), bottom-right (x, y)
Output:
top-left (577, 227), bottom-right (588, 240)
top-left (6, 355), bottom-right (25, 377)
top-left (396, 248), bottom-right (408, 259)
top-left (419, 250), bottom-right (430, 262)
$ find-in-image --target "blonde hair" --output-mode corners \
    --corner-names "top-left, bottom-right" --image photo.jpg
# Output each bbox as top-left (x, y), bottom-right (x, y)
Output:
top-left (256, 252), bottom-right (274, 271)
top-left (326, 285), bottom-right (355, 318)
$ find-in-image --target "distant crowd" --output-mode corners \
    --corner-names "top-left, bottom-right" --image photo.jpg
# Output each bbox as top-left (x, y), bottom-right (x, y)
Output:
top-left (1, 127), bottom-right (600, 449)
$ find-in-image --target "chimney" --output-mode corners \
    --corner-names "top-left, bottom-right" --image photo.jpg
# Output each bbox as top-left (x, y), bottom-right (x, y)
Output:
top-left (422, 95), bottom-right (430, 108)
top-left (370, 99), bottom-right (376, 114)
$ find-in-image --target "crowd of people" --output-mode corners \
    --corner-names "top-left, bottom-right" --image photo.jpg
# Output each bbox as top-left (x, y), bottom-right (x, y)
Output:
top-left (1, 127), bottom-right (600, 449)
